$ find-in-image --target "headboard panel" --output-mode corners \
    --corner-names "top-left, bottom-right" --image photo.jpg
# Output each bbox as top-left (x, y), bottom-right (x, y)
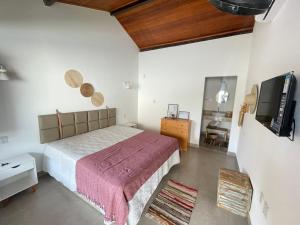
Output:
top-left (38, 114), bottom-right (60, 144)
top-left (88, 110), bottom-right (100, 131)
top-left (59, 113), bottom-right (76, 139)
top-left (108, 108), bottom-right (116, 126)
top-left (38, 108), bottom-right (116, 144)
top-left (99, 109), bottom-right (108, 128)
top-left (75, 111), bottom-right (88, 134)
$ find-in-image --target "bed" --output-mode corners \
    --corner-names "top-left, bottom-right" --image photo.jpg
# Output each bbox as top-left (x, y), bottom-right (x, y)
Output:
top-left (39, 109), bottom-right (180, 225)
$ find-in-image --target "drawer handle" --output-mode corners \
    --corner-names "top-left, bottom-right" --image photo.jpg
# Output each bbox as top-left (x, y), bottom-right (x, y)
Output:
top-left (12, 164), bottom-right (20, 169)
top-left (1, 162), bottom-right (10, 167)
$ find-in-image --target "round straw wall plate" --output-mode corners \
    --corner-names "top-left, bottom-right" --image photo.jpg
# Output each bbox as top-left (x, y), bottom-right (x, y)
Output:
top-left (64, 69), bottom-right (83, 88)
top-left (91, 92), bottom-right (104, 107)
top-left (80, 83), bottom-right (94, 97)
top-left (245, 85), bottom-right (258, 114)
top-left (249, 85), bottom-right (258, 114)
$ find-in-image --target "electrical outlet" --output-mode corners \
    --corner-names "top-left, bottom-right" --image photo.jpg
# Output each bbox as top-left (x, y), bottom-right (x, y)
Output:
top-left (263, 201), bottom-right (269, 218)
top-left (0, 136), bottom-right (8, 144)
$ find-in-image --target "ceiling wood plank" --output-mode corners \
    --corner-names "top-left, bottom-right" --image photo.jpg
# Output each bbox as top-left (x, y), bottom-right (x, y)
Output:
top-left (57, 0), bottom-right (255, 51)
top-left (110, 0), bottom-right (151, 16)
top-left (140, 28), bottom-right (252, 51)
top-left (58, 0), bottom-right (137, 12)
top-left (116, 0), bottom-right (254, 51)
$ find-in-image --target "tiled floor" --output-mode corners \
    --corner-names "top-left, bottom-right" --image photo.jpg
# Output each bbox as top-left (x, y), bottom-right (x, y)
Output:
top-left (0, 148), bottom-right (248, 225)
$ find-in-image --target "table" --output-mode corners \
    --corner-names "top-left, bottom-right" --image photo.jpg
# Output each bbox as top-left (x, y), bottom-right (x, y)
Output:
top-left (0, 154), bottom-right (38, 204)
top-left (206, 125), bottom-right (229, 142)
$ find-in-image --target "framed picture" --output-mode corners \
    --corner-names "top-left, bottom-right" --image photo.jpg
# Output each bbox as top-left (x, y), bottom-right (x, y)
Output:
top-left (167, 104), bottom-right (179, 118)
top-left (178, 111), bottom-right (190, 120)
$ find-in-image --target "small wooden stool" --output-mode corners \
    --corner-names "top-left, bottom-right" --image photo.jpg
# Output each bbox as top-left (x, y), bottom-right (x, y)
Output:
top-left (214, 137), bottom-right (226, 148)
top-left (206, 134), bottom-right (218, 145)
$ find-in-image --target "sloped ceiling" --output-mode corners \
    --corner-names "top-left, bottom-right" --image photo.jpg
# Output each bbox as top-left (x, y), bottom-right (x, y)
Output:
top-left (57, 0), bottom-right (255, 51)
top-left (58, 0), bottom-right (137, 11)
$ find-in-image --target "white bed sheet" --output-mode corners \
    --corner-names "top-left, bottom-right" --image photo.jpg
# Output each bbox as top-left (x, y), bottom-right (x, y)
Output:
top-left (43, 125), bottom-right (180, 225)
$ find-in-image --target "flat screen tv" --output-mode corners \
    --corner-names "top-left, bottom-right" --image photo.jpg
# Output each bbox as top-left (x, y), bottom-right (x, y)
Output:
top-left (256, 72), bottom-right (297, 138)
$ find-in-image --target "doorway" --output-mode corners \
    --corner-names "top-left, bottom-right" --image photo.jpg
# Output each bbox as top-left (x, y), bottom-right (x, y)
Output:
top-left (200, 76), bottom-right (237, 152)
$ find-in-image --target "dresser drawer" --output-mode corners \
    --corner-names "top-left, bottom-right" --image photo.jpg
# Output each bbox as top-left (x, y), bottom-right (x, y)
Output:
top-left (161, 129), bottom-right (178, 137)
top-left (161, 118), bottom-right (191, 151)
top-left (0, 160), bottom-right (34, 181)
top-left (162, 120), bottom-right (188, 128)
top-left (162, 121), bottom-right (189, 129)
top-left (161, 128), bottom-right (187, 137)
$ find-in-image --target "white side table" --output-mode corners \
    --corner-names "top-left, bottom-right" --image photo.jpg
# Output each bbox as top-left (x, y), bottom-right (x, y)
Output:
top-left (0, 154), bottom-right (38, 203)
top-left (122, 122), bottom-right (138, 128)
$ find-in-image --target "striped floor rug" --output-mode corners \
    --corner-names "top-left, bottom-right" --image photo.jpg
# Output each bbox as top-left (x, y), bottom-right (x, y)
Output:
top-left (146, 179), bottom-right (198, 225)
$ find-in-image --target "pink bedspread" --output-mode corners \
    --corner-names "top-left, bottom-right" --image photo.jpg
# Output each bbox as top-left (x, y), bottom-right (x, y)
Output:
top-left (76, 131), bottom-right (179, 225)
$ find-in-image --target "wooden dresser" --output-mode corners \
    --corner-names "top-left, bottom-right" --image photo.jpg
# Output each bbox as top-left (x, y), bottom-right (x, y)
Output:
top-left (160, 118), bottom-right (191, 151)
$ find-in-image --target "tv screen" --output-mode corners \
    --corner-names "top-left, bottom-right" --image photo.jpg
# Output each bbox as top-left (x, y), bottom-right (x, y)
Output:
top-left (256, 76), bottom-right (285, 127)
top-left (256, 73), bottom-right (296, 136)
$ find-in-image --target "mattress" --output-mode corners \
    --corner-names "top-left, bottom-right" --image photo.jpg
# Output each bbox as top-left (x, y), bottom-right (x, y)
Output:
top-left (43, 125), bottom-right (180, 225)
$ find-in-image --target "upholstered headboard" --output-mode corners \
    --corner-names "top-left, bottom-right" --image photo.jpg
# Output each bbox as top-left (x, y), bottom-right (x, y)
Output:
top-left (88, 109), bottom-right (109, 131)
top-left (38, 114), bottom-right (60, 144)
top-left (38, 108), bottom-right (116, 144)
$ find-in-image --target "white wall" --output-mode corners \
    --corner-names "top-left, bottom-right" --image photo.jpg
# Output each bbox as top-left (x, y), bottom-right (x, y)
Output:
top-left (237, 1), bottom-right (300, 225)
top-left (138, 34), bottom-right (252, 153)
top-left (0, 0), bottom-right (138, 170)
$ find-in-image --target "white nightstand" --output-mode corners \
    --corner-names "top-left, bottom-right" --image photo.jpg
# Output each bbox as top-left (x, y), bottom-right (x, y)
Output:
top-left (0, 154), bottom-right (38, 202)
top-left (122, 122), bottom-right (138, 128)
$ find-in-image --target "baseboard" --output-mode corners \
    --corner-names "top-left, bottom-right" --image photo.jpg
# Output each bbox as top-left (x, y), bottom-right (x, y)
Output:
top-left (189, 143), bottom-right (200, 148)
top-left (37, 171), bottom-right (48, 178)
top-left (247, 214), bottom-right (252, 225)
top-left (226, 151), bottom-right (240, 171)
top-left (226, 151), bottom-right (236, 157)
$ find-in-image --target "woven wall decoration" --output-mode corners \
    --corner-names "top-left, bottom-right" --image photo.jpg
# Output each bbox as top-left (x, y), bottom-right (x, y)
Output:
top-left (64, 70), bottom-right (83, 88)
top-left (64, 69), bottom-right (104, 107)
top-left (80, 83), bottom-right (94, 97)
top-left (91, 92), bottom-right (104, 107)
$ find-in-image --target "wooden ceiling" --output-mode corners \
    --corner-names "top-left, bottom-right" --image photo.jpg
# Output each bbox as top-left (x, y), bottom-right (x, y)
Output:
top-left (58, 0), bottom-right (138, 12)
top-left (57, 0), bottom-right (255, 51)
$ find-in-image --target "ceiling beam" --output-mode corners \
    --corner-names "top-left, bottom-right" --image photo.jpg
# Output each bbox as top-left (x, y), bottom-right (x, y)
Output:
top-left (43, 0), bottom-right (57, 6)
top-left (110, 0), bottom-right (151, 16)
top-left (140, 28), bottom-right (253, 52)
